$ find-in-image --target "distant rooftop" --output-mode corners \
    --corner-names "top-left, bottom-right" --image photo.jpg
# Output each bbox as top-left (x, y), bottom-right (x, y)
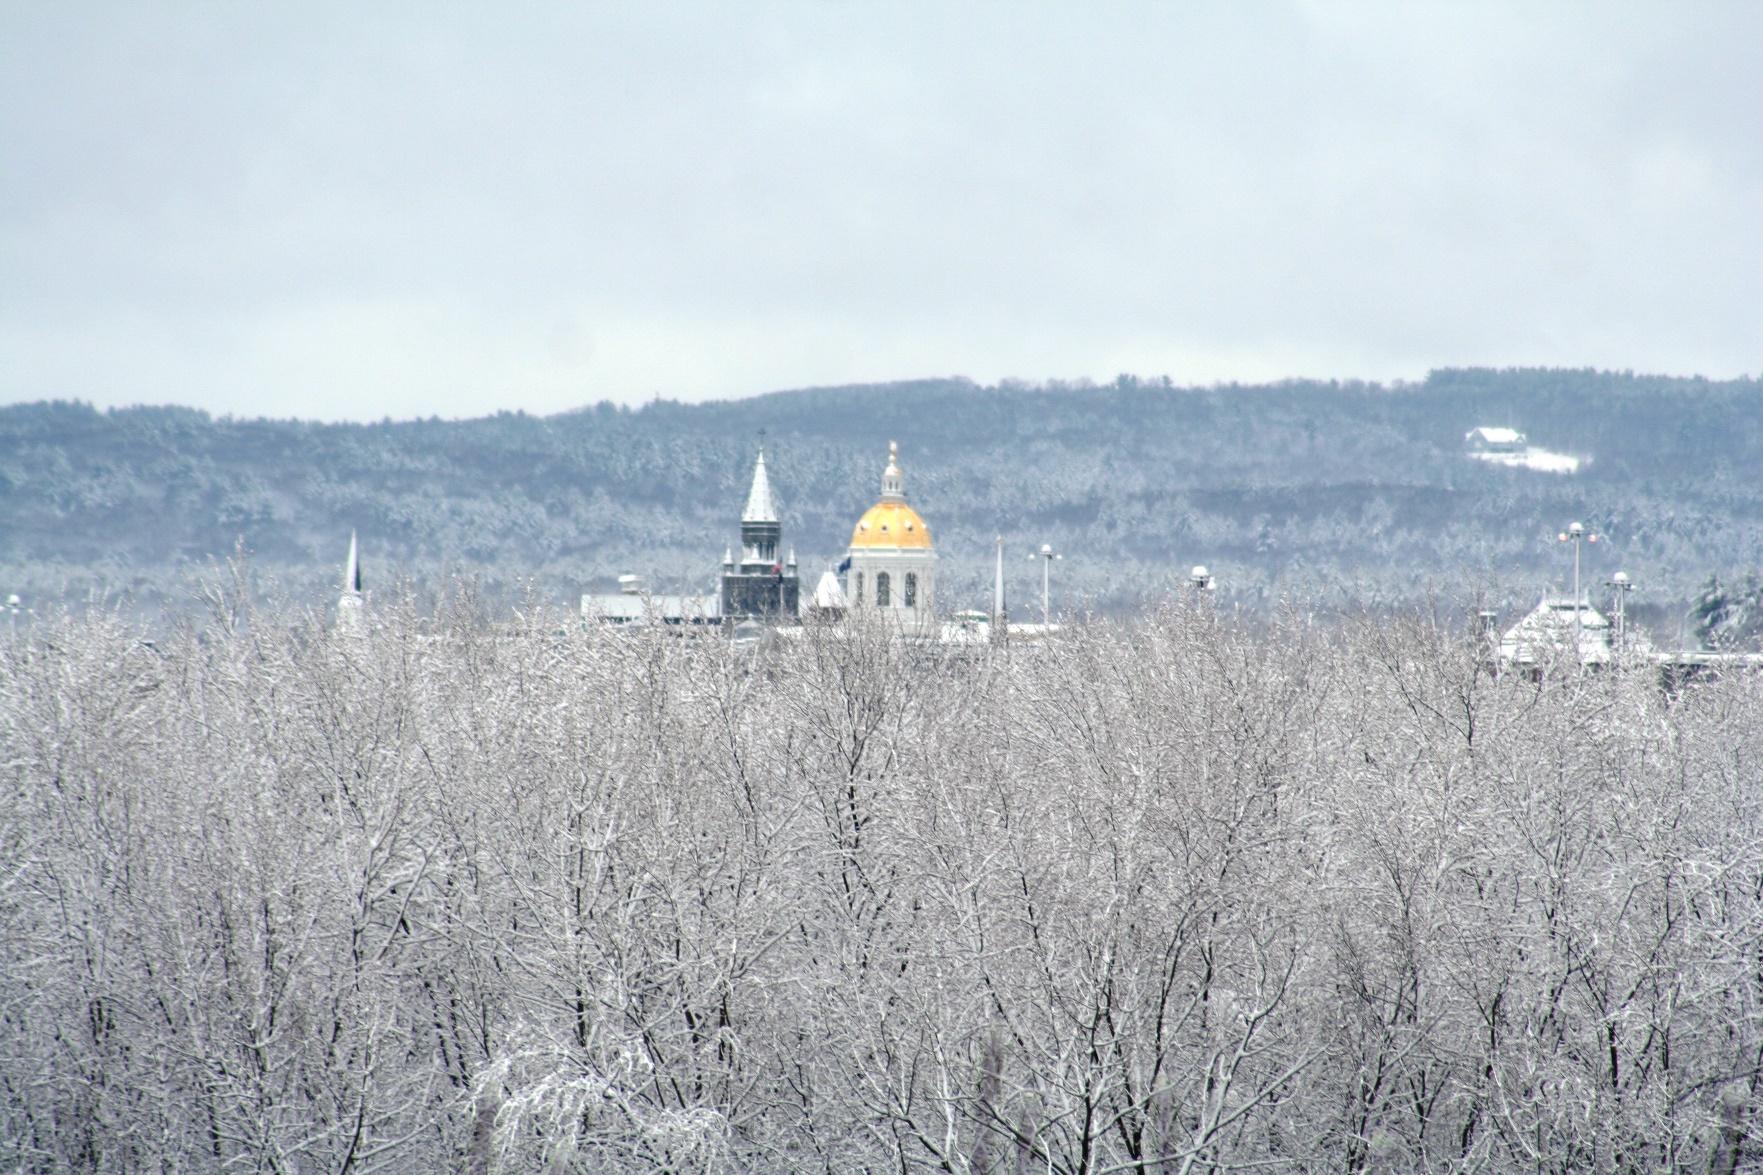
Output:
top-left (582, 592), bottom-right (721, 625)
top-left (1465, 426), bottom-right (1526, 448)
top-left (1498, 595), bottom-right (1612, 666)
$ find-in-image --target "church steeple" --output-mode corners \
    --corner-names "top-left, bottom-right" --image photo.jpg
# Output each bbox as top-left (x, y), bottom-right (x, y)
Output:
top-left (337, 529), bottom-right (366, 633)
top-left (738, 446), bottom-right (781, 567)
top-left (722, 443), bottom-right (800, 622)
top-left (742, 446), bottom-right (777, 523)
top-left (343, 529), bottom-right (363, 594)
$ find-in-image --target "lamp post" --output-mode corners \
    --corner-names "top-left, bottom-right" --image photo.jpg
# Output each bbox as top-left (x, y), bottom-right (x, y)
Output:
top-left (1557, 522), bottom-right (1599, 658)
top-left (1606, 571), bottom-right (1634, 656)
top-left (5, 593), bottom-right (18, 636)
top-left (1030, 543), bottom-right (1061, 627)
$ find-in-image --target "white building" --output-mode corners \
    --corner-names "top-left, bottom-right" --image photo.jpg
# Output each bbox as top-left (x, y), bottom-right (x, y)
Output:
top-left (844, 442), bottom-right (938, 637)
top-left (581, 574), bottom-right (720, 628)
top-left (1465, 426), bottom-right (1527, 454)
top-left (1497, 595), bottom-right (1614, 669)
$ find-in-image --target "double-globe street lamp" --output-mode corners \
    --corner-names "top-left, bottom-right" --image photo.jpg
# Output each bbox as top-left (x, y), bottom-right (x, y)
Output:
top-left (1557, 521), bottom-right (1600, 657)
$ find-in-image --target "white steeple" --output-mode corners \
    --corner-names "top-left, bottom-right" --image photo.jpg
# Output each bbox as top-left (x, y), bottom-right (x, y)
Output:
top-left (742, 447), bottom-right (777, 522)
top-left (343, 529), bottom-right (362, 594)
top-left (337, 530), bottom-right (365, 634)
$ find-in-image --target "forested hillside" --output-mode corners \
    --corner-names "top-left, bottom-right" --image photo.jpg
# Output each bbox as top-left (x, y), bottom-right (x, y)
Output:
top-left (4, 597), bottom-right (1760, 1169)
top-left (3, 367), bottom-right (1761, 625)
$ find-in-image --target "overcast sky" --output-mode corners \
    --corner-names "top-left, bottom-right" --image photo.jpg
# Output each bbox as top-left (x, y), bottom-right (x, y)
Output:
top-left (3, 3), bottom-right (1760, 421)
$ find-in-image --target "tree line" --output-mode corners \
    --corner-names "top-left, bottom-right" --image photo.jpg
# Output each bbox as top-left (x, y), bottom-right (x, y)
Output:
top-left (2, 584), bottom-right (1759, 1171)
top-left (3, 367), bottom-right (1762, 629)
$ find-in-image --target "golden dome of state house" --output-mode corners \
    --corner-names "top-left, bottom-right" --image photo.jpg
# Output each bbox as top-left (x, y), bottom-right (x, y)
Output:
top-left (844, 441), bottom-right (938, 634)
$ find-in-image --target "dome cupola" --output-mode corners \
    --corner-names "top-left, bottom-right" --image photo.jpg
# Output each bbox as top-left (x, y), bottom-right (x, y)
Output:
top-left (844, 440), bottom-right (937, 632)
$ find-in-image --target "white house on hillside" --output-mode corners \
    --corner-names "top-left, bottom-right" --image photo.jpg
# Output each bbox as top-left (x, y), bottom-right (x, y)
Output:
top-left (1465, 426), bottom-right (1527, 454)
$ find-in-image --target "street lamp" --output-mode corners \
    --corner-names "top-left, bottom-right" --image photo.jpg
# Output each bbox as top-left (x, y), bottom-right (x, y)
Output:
top-left (1029, 543), bottom-right (1061, 627)
top-left (1557, 522), bottom-right (1599, 657)
top-left (1606, 571), bottom-right (1635, 656)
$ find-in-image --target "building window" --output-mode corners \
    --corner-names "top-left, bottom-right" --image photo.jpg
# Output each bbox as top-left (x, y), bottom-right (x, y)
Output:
top-left (876, 572), bottom-right (891, 606)
top-left (854, 571), bottom-right (863, 604)
top-left (904, 572), bottom-right (917, 607)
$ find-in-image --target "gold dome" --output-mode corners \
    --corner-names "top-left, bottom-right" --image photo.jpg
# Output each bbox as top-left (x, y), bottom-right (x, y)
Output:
top-left (848, 440), bottom-right (934, 550)
top-left (850, 501), bottom-right (933, 549)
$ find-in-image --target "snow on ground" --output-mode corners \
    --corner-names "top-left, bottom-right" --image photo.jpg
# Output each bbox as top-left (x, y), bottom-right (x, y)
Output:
top-left (1469, 447), bottom-right (1582, 474)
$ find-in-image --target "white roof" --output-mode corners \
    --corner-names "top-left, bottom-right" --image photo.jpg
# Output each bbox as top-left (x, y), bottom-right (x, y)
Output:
top-left (581, 593), bottom-right (721, 622)
top-left (1498, 596), bottom-right (1612, 665)
top-left (810, 570), bottom-right (846, 609)
top-left (1467, 426), bottom-right (1525, 444)
top-left (742, 449), bottom-right (777, 522)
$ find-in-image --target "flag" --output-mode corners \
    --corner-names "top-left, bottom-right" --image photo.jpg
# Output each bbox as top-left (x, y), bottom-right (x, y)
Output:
top-left (836, 556), bottom-right (852, 574)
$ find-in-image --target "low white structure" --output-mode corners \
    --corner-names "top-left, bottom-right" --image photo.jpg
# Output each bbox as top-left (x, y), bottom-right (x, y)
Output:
top-left (806, 568), bottom-right (847, 619)
top-left (1497, 596), bottom-right (1614, 669)
top-left (581, 574), bottom-right (720, 628)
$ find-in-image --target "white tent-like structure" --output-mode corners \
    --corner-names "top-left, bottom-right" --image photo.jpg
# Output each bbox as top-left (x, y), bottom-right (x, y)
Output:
top-left (1497, 596), bottom-right (1614, 669)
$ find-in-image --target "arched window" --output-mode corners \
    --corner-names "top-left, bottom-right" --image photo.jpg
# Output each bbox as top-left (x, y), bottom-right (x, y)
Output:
top-left (854, 571), bottom-right (864, 604)
top-left (876, 571), bottom-right (891, 607)
top-left (904, 572), bottom-right (917, 608)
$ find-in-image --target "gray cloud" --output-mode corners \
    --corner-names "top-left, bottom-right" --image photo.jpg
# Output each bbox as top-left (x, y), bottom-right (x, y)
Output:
top-left (3, 2), bottom-right (1759, 420)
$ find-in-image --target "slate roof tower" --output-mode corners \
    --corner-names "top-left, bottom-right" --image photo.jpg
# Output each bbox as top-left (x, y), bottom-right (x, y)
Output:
top-left (720, 446), bottom-right (800, 622)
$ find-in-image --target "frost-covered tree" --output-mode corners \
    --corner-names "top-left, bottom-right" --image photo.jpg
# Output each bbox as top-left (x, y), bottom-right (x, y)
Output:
top-left (2, 586), bottom-right (1759, 1171)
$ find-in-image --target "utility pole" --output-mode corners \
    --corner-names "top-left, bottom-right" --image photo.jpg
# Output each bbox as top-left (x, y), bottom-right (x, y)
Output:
top-left (992, 536), bottom-right (1007, 645)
